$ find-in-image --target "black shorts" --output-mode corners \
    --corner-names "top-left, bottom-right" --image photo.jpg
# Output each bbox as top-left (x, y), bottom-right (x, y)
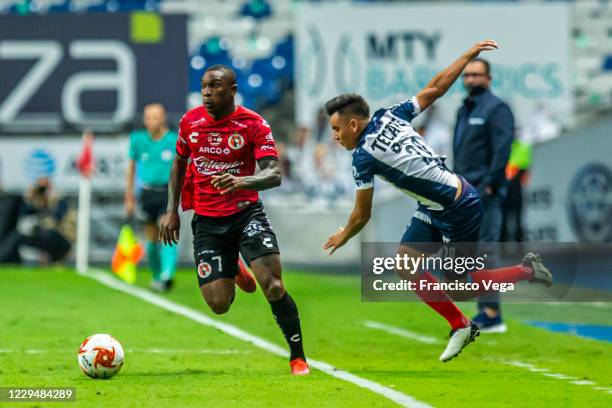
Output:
top-left (192, 200), bottom-right (280, 286)
top-left (140, 186), bottom-right (168, 224)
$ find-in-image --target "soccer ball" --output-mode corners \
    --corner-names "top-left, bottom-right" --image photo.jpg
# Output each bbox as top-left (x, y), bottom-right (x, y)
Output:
top-left (78, 334), bottom-right (124, 379)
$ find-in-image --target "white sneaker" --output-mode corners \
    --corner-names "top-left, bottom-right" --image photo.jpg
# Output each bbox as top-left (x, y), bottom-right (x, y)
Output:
top-left (439, 322), bottom-right (480, 362)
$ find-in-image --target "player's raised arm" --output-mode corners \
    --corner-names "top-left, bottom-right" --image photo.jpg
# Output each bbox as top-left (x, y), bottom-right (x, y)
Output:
top-left (159, 155), bottom-right (188, 245)
top-left (324, 188), bottom-right (374, 255)
top-left (415, 40), bottom-right (499, 112)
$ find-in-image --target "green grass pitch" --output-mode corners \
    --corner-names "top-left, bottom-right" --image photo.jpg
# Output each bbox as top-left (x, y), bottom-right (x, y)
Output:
top-left (1, 267), bottom-right (611, 407)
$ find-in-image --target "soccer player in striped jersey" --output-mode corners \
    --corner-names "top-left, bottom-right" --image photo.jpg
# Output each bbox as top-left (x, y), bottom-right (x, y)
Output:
top-left (323, 40), bottom-right (552, 362)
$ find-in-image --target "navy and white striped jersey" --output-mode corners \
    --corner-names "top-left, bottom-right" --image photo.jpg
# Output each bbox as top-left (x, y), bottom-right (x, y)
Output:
top-left (352, 96), bottom-right (459, 211)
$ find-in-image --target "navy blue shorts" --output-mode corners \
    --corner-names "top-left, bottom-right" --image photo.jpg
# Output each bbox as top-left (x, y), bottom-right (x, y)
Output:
top-left (401, 177), bottom-right (483, 250)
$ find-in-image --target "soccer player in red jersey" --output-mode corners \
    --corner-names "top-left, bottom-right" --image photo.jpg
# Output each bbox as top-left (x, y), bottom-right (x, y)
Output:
top-left (159, 65), bottom-right (309, 375)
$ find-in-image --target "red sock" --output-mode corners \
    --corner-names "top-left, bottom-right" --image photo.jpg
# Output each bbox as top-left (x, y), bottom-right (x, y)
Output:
top-left (469, 264), bottom-right (532, 285)
top-left (414, 272), bottom-right (470, 330)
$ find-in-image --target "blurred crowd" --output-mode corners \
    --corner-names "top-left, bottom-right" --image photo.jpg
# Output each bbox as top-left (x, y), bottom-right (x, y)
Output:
top-left (273, 119), bottom-right (354, 207)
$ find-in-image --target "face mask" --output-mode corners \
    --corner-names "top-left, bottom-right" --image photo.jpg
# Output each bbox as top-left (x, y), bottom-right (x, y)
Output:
top-left (465, 84), bottom-right (487, 96)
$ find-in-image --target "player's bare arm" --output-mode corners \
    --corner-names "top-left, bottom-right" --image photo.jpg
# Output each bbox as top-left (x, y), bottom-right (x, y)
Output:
top-left (211, 157), bottom-right (281, 195)
top-left (159, 155), bottom-right (188, 245)
top-left (416, 39), bottom-right (499, 112)
top-left (324, 188), bottom-right (374, 255)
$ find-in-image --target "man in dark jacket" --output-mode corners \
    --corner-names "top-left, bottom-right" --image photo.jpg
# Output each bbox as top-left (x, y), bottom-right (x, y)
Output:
top-left (453, 58), bottom-right (514, 333)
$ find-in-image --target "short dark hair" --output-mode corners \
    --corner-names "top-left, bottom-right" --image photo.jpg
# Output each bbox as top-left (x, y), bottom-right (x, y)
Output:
top-left (469, 58), bottom-right (490, 76)
top-left (324, 93), bottom-right (370, 119)
top-left (204, 64), bottom-right (237, 85)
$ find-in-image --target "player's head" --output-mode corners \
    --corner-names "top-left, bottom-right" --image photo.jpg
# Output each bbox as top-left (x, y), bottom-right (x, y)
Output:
top-left (143, 102), bottom-right (167, 134)
top-left (324, 93), bottom-right (370, 150)
top-left (463, 58), bottom-right (491, 95)
top-left (201, 65), bottom-right (237, 118)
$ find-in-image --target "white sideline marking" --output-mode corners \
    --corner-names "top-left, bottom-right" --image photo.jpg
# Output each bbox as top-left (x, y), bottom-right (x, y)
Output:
top-left (364, 321), bottom-right (440, 345)
top-left (86, 269), bottom-right (431, 408)
top-left (358, 322), bottom-right (612, 398)
top-left (0, 349), bottom-right (247, 355)
top-left (139, 348), bottom-right (245, 354)
top-left (571, 380), bottom-right (595, 386)
top-left (502, 360), bottom-right (612, 395)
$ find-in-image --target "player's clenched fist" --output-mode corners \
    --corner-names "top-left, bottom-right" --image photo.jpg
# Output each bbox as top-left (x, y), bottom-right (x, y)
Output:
top-left (159, 212), bottom-right (180, 245)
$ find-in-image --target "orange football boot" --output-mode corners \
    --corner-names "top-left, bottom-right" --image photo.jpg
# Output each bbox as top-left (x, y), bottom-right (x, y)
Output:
top-left (290, 358), bottom-right (310, 375)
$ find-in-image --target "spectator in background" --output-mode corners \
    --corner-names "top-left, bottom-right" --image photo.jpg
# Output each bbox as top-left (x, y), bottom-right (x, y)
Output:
top-left (453, 58), bottom-right (514, 333)
top-left (125, 103), bottom-right (179, 292)
top-left (285, 126), bottom-right (318, 196)
top-left (19, 177), bottom-right (73, 264)
top-left (312, 142), bottom-right (350, 204)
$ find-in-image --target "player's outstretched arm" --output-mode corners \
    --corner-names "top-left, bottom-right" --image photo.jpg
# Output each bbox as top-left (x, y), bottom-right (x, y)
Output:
top-left (211, 157), bottom-right (281, 194)
top-left (324, 188), bottom-right (374, 255)
top-left (415, 39), bottom-right (498, 112)
top-left (159, 155), bottom-right (188, 245)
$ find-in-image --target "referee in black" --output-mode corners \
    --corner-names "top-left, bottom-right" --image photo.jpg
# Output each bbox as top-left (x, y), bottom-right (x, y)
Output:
top-left (453, 58), bottom-right (514, 333)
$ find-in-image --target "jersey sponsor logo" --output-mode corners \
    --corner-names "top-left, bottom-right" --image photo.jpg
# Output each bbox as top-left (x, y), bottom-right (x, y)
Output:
top-left (369, 115), bottom-right (404, 153)
top-left (207, 133), bottom-right (222, 146)
top-left (197, 261), bottom-right (212, 279)
top-left (199, 146), bottom-right (231, 155)
top-left (189, 132), bottom-right (198, 143)
top-left (366, 115), bottom-right (448, 170)
top-left (192, 117), bottom-right (206, 125)
top-left (259, 145), bottom-right (275, 151)
top-left (265, 133), bottom-right (274, 142)
top-left (192, 156), bottom-right (243, 175)
top-left (228, 133), bottom-right (245, 150)
top-left (262, 119), bottom-right (270, 128)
